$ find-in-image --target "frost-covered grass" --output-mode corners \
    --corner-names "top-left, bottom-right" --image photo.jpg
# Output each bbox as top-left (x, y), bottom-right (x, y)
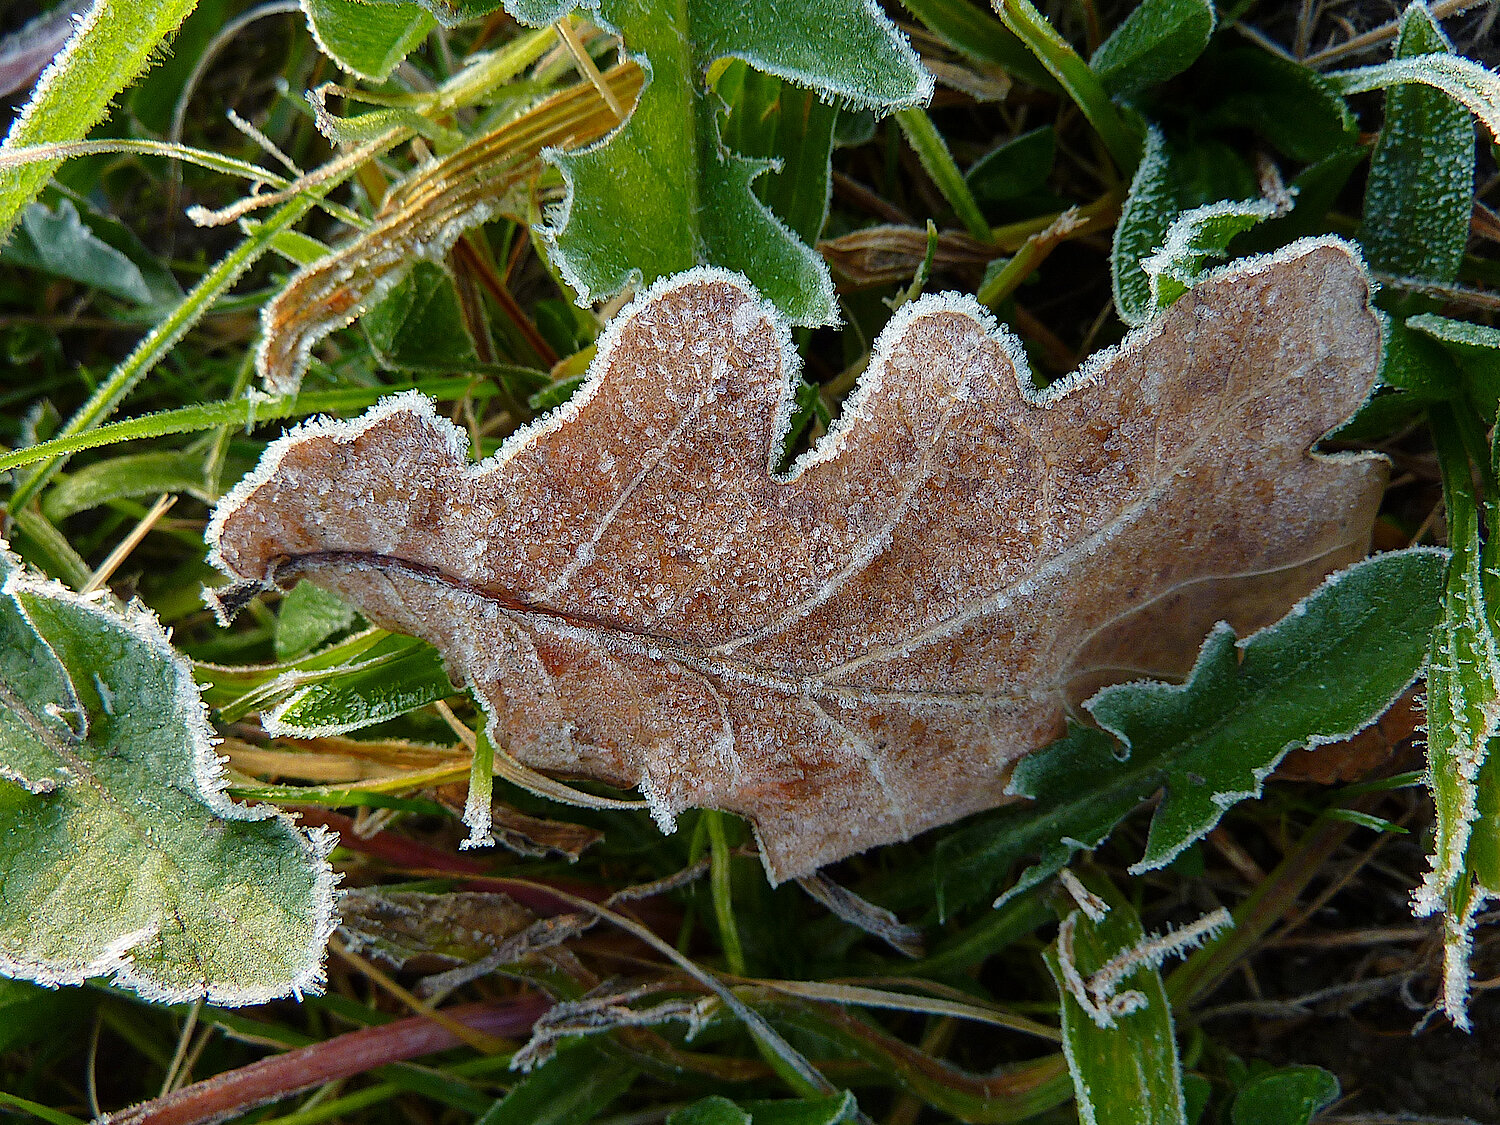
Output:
top-left (1, 0), bottom-right (1499, 1121)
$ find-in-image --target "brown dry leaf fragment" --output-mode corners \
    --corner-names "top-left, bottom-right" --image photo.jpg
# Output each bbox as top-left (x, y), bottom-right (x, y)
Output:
top-left (208, 238), bottom-right (1386, 882)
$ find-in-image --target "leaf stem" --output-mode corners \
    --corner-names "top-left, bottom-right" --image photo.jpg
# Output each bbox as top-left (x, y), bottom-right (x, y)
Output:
top-left (706, 811), bottom-right (748, 976)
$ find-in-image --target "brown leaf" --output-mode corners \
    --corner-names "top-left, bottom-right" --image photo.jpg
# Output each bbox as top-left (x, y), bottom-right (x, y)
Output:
top-left (208, 239), bottom-right (1386, 882)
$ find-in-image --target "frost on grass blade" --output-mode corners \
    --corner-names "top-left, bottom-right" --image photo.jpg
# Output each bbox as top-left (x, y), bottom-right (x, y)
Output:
top-left (0, 545), bottom-right (336, 1004)
top-left (212, 243), bottom-right (1390, 882)
top-left (1111, 126), bottom-right (1176, 326)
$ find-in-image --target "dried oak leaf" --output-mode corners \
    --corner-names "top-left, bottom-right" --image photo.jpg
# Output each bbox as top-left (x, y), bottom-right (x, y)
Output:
top-left (208, 238), bottom-right (1385, 882)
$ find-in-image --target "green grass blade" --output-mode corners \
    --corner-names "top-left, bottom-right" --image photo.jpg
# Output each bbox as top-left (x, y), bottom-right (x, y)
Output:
top-left (0, 0), bottom-right (201, 238)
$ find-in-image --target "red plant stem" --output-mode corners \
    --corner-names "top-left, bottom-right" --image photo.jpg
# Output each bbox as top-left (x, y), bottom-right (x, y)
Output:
top-left (101, 996), bottom-right (551, 1125)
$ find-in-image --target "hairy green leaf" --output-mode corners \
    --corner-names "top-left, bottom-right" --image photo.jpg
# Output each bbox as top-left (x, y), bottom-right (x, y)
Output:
top-left (1415, 405), bottom-right (1500, 1030)
top-left (1330, 49), bottom-right (1500, 143)
top-left (0, 0), bottom-right (200, 238)
top-left (934, 549), bottom-right (1447, 917)
top-left (1357, 2), bottom-right (1475, 284)
top-left (1112, 125), bottom-right (1176, 324)
top-left (0, 546), bottom-right (336, 1003)
top-left (510, 0), bottom-right (931, 327)
top-left (305, 0), bottom-right (436, 81)
top-left (1089, 0), bottom-right (1215, 100)
top-left (1408, 313), bottom-right (1500, 415)
top-left (715, 64), bottom-right (838, 247)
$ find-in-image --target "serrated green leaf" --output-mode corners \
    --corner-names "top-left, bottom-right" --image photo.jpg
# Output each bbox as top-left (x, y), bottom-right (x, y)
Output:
top-left (1089, 0), bottom-right (1215, 100)
top-left (1230, 1066), bottom-right (1339, 1125)
top-left (517, 0), bottom-right (930, 327)
top-left (0, 545), bottom-right (335, 1004)
top-left (363, 261), bottom-right (479, 370)
top-left (1142, 197), bottom-right (1278, 313)
top-left (275, 581), bottom-right (359, 661)
top-left (933, 549), bottom-right (1446, 917)
top-left (1044, 877), bottom-right (1188, 1125)
top-left (305, 0), bottom-right (436, 81)
top-left (266, 633), bottom-right (455, 737)
top-left (0, 0), bottom-right (199, 238)
top-left (42, 451), bottom-right (212, 521)
top-left (716, 63), bottom-right (838, 247)
top-left (1357, 3), bottom-right (1475, 284)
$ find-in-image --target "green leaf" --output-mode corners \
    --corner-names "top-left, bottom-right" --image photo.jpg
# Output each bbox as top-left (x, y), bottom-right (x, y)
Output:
top-left (895, 107), bottom-right (992, 241)
top-left (363, 261), bottom-right (479, 370)
top-left (966, 125), bottom-right (1055, 204)
top-left (1330, 50), bottom-right (1500, 144)
top-left (42, 450), bottom-right (212, 521)
top-left (0, 545), bottom-right (336, 1003)
top-left (716, 63), bottom-right (839, 247)
top-left (1414, 405), bottom-right (1500, 1029)
top-left (1112, 125), bottom-right (1177, 325)
top-left (476, 1044), bottom-right (637, 1125)
top-left (744, 1092), bottom-right (861, 1123)
top-left (305, 0), bottom-right (436, 81)
top-left (0, 0), bottom-right (200, 238)
top-left (1407, 313), bottom-right (1500, 415)
top-left (1090, 0), bottom-right (1216, 100)
top-left (670, 1098), bottom-right (751, 1125)
top-left (1230, 1066), bottom-right (1339, 1125)
top-left (1197, 46), bottom-right (1355, 163)
top-left (275, 581), bottom-right (359, 662)
top-left (1, 199), bottom-right (176, 306)
top-left (519, 0), bottom-right (931, 327)
top-left (1043, 876), bottom-right (1193, 1125)
top-left (1141, 198), bottom-right (1278, 313)
top-left (266, 633), bottom-right (455, 737)
top-left (933, 549), bottom-right (1447, 917)
top-left (1357, 3), bottom-right (1475, 284)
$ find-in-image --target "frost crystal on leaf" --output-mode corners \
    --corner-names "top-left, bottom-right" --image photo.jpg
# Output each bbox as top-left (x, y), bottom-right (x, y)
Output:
top-left (0, 544), bottom-right (337, 1004)
top-left (210, 240), bottom-right (1386, 881)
